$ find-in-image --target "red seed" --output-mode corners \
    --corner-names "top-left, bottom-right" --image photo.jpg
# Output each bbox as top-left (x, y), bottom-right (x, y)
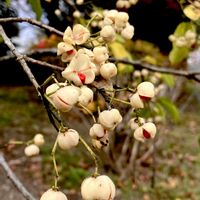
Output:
top-left (143, 129), bottom-right (151, 139)
top-left (67, 49), bottom-right (75, 55)
top-left (139, 95), bottom-right (151, 101)
top-left (78, 72), bottom-right (86, 84)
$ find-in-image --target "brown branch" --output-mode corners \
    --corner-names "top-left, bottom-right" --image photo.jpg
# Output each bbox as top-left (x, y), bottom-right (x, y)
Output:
top-left (0, 153), bottom-right (37, 200)
top-left (109, 58), bottom-right (200, 83)
top-left (24, 56), bottom-right (64, 71)
top-left (0, 25), bottom-right (40, 95)
top-left (0, 17), bottom-right (64, 37)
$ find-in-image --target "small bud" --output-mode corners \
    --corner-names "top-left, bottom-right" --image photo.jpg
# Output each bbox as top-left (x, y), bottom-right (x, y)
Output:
top-left (115, 12), bottom-right (129, 28)
top-left (24, 144), bottom-right (40, 157)
top-left (73, 10), bottom-right (81, 18)
top-left (81, 175), bottom-right (116, 200)
top-left (57, 129), bottom-right (79, 150)
top-left (34, 134), bottom-right (45, 146)
top-left (141, 69), bottom-right (149, 77)
top-left (130, 92), bottom-right (144, 109)
top-left (100, 62), bottom-right (117, 80)
top-left (137, 81), bottom-right (155, 100)
top-left (40, 189), bottom-right (68, 200)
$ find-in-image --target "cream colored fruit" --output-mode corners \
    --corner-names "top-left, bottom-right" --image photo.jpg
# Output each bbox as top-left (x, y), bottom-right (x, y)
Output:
top-left (100, 63), bottom-right (117, 80)
top-left (142, 122), bottom-right (157, 138)
top-left (93, 46), bottom-right (109, 64)
top-left (24, 144), bottom-right (40, 157)
top-left (57, 129), bottom-right (79, 150)
top-left (52, 86), bottom-right (80, 112)
top-left (81, 175), bottom-right (116, 200)
top-left (98, 109), bottom-right (122, 130)
top-left (89, 123), bottom-right (105, 138)
top-left (78, 86), bottom-right (93, 106)
top-left (100, 25), bottom-right (116, 42)
top-left (40, 189), bottom-right (68, 200)
top-left (130, 92), bottom-right (144, 109)
top-left (133, 126), bottom-right (144, 142)
top-left (46, 83), bottom-right (65, 99)
top-left (137, 81), bottom-right (155, 99)
top-left (34, 134), bottom-right (45, 146)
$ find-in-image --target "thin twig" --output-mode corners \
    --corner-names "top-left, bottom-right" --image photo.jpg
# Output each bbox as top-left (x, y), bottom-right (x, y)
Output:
top-left (109, 58), bottom-right (200, 83)
top-left (0, 17), bottom-right (63, 37)
top-left (0, 153), bottom-right (37, 200)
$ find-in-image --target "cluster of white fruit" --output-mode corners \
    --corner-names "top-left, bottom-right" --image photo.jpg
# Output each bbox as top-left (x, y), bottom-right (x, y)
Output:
top-left (24, 134), bottom-right (45, 157)
top-left (116, 0), bottom-right (139, 9)
top-left (40, 174), bottom-right (115, 200)
top-left (169, 29), bottom-right (196, 48)
top-left (90, 109), bottom-right (122, 148)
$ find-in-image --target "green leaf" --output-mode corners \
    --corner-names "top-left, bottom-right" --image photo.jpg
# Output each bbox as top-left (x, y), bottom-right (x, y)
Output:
top-left (169, 46), bottom-right (189, 65)
top-left (6, 0), bottom-right (11, 6)
top-left (157, 97), bottom-right (180, 123)
top-left (161, 74), bottom-right (175, 88)
top-left (28, 0), bottom-right (42, 21)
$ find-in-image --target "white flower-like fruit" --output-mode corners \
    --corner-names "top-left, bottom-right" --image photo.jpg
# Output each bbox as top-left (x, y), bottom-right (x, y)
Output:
top-left (129, 117), bottom-right (145, 130)
top-left (46, 83), bottom-right (60, 99)
top-left (76, 0), bottom-right (84, 5)
top-left (40, 189), bottom-right (68, 200)
top-left (24, 144), bottom-right (40, 157)
top-left (57, 129), bottom-right (79, 150)
top-left (81, 175), bottom-right (116, 200)
top-left (115, 12), bottom-right (129, 28)
top-left (134, 122), bottom-right (157, 142)
top-left (93, 46), bottom-right (109, 64)
top-left (130, 92), bottom-right (144, 109)
top-left (98, 109), bottom-right (122, 130)
top-left (137, 81), bottom-right (155, 100)
top-left (104, 10), bottom-right (118, 25)
top-left (52, 86), bottom-right (80, 112)
top-left (100, 62), bottom-right (117, 80)
top-left (121, 24), bottom-right (134, 40)
top-left (89, 123), bottom-right (106, 138)
top-left (63, 24), bottom-right (90, 45)
top-left (78, 86), bottom-right (93, 106)
top-left (34, 134), bottom-right (45, 146)
top-left (100, 25), bottom-right (116, 42)
top-left (62, 54), bottom-right (96, 86)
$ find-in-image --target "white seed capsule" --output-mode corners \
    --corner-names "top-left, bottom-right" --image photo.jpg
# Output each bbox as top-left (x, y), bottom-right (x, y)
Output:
top-left (100, 62), bottom-right (117, 80)
top-left (78, 86), bottom-right (93, 106)
top-left (130, 92), bottom-right (144, 109)
top-left (134, 122), bottom-right (157, 142)
top-left (46, 83), bottom-right (66, 99)
top-left (121, 24), bottom-right (134, 40)
top-left (89, 123), bottom-right (106, 138)
top-left (24, 144), bottom-right (40, 157)
top-left (52, 86), bottom-right (80, 112)
top-left (115, 12), bottom-right (129, 28)
top-left (40, 189), bottom-right (68, 200)
top-left (137, 81), bottom-right (155, 99)
top-left (98, 109), bottom-right (122, 130)
top-left (57, 129), bottom-right (79, 150)
top-left (129, 117), bottom-right (145, 130)
top-left (93, 46), bottom-right (109, 64)
top-left (142, 122), bottom-right (157, 139)
top-left (100, 25), bottom-right (116, 42)
top-left (33, 134), bottom-right (45, 146)
top-left (81, 175), bottom-right (116, 200)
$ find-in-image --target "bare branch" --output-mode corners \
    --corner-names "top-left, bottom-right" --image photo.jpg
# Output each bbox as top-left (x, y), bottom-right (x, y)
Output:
top-left (0, 153), bottom-right (37, 200)
top-left (0, 25), bottom-right (40, 95)
top-left (0, 17), bottom-right (63, 37)
top-left (24, 56), bottom-right (64, 71)
top-left (109, 58), bottom-right (200, 83)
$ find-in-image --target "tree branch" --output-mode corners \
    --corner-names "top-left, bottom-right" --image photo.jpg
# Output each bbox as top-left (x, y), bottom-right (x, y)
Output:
top-left (0, 153), bottom-right (37, 200)
top-left (0, 17), bottom-right (63, 37)
top-left (109, 58), bottom-right (200, 83)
